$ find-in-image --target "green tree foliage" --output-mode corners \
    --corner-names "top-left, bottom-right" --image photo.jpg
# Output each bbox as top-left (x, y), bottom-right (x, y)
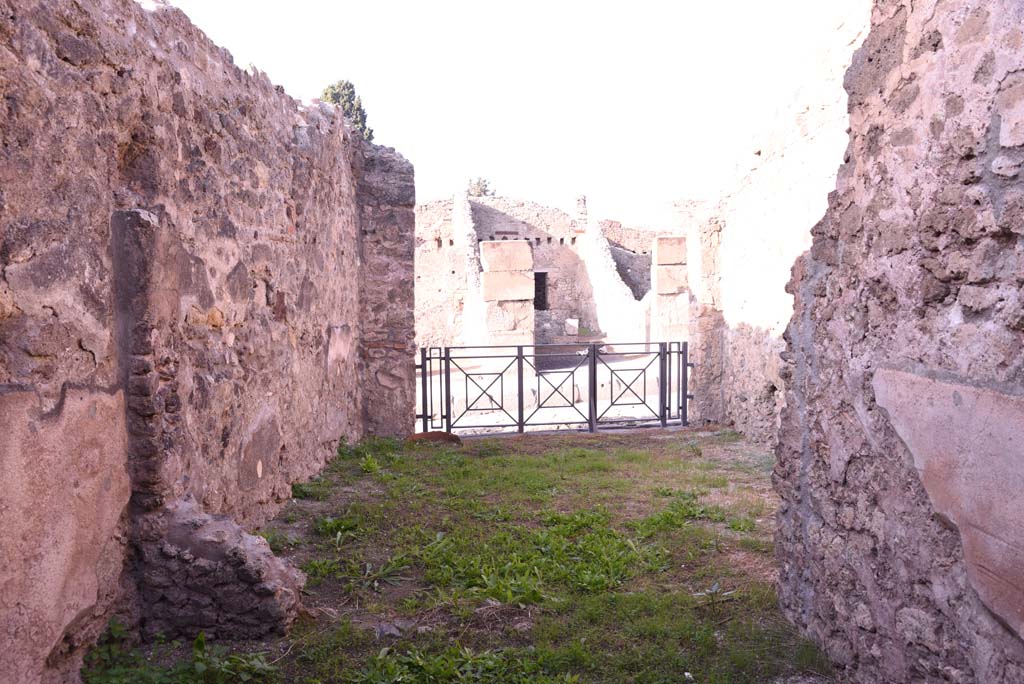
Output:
top-left (321, 79), bottom-right (374, 142)
top-left (467, 177), bottom-right (495, 197)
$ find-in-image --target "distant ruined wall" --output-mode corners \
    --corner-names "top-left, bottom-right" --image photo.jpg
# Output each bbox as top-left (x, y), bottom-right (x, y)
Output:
top-left (777, 2), bottom-right (1024, 682)
top-left (598, 219), bottom-right (655, 300)
top-left (415, 199), bottom-right (466, 348)
top-left (415, 196), bottom-right (611, 347)
top-left (682, 3), bottom-right (870, 443)
top-left (470, 197), bottom-right (597, 344)
top-left (0, 1), bottom-right (414, 682)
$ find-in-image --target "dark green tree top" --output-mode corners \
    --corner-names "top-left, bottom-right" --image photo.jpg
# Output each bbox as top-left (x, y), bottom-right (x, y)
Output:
top-left (321, 80), bottom-right (374, 142)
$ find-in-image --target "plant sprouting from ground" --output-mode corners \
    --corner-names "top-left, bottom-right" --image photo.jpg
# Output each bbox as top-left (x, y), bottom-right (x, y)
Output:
top-left (83, 622), bottom-right (276, 684)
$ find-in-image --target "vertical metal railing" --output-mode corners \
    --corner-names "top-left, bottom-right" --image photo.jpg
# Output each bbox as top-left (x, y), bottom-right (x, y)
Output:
top-left (516, 345), bottom-right (525, 433)
top-left (417, 342), bottom-right (693, 434)
top-left (443, 347), bottom-right (452, 433)
top-left (658, 342), bottom-right (668, 427)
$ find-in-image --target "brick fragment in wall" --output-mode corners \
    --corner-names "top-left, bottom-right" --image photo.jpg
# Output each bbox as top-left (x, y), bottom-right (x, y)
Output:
top-left (777, 2), bottom-right (1024, 682)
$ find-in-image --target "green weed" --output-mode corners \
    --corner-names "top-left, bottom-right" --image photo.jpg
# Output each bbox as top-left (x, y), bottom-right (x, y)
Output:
top-left (301, 558), bottom-right (341, 584)
top-left (631, 491), bottom-right (728, 538)
top-left (257, 529), bottom-right (298, 554)
top-left (352, 646), bottom-right (578, 684)
top-left (728, 516), bottom-right (757, 533)
top-left (417, 508), bottom-right (665, 605)
top-left (291, 478), bottom-right (332, 501)
top-left (83, 622), bottom-right (275, 684)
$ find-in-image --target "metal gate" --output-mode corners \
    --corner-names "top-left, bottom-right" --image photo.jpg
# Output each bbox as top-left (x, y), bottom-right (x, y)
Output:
top-left (416, 342), bottom-right (693, 433)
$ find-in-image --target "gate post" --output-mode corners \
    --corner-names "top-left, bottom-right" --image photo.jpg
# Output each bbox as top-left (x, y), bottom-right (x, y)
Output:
top-left (681, 341), bottom-right (690, 427)
top-left (419, 347), bottom-right (429, 433)
top-left (588, 343), bottom-right (598, 432)
top-left (517, 345), bottom-right (525, 433)
top-left (443, 347), bottom-right (452, 433)
top-left (658, 342), bottom-right (668, 428)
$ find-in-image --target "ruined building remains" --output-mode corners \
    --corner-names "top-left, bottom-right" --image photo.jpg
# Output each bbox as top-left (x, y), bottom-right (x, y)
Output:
top-left (415, 195), bottom-right (678, 351)
top-left (0, 1), bottom-right (415, 682)
top-left (679, 3), bottom-right (871, 444)
top-left (777, 1), bottom-right (1024, 682)
top-left (413, 2), bottom-right (871, 444)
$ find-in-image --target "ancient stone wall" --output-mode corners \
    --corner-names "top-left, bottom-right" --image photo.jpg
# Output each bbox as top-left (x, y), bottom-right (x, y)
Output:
top-left (598, 219), bottom-right (654, 299)
top-left (479, 240), bottom-right (535, 345)
top-left (598, 219), bottom-right (654, 255)
top-left (415, 199), bottom-right (467, 348)
top-left (0, 1), bottom-right (414, 681)
top-left (355, 144), bottom-right (416, 437)
top-left (470, 197), bottom-right (598, 344)
top-left (415, 196), bottom-right (602, 347)
top-left (777, 1), bottom-right (1024, 682)
top-left (650, 237), bottom-right (689, 343)
top-left (680, 3), bottom-right (870, 443)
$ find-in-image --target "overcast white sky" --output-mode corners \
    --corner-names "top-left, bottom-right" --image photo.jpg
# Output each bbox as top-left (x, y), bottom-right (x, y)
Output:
top-left (167, 1), bottom-right (857, 228)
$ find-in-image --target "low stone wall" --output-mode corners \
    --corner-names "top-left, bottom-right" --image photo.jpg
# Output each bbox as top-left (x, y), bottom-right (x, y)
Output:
top-left (777, 1), bottom-right (1024, 681)
top-left (0, 1), bottom-right (414, 681)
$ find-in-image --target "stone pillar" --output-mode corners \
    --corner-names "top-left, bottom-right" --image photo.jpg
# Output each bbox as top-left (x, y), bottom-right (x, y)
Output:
top-left (355, 142), bottom-right (417, 438)
top-left (478, 240), bottom-right (535, 346)
top-left (689, 218), bottom-right (726, 425)
top-left (651, 235), bottom-right (690, 342)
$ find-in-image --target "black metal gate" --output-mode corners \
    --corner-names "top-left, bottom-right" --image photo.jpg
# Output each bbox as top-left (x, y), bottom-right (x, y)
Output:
top-left (416, 342), bottom-right (693, 433)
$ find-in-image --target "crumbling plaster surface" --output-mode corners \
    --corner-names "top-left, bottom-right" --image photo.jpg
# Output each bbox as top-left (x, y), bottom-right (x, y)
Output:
top-left (777, 1), bottom-right (1024, 682)
top-left (0, 388), bottom-right (130, 684)
top-left (681, 2), bottom-right (870, 443)
top-left (873, 368), bottom-right (1024, 640)
top-left (0, 0), bottom-right (414, 680)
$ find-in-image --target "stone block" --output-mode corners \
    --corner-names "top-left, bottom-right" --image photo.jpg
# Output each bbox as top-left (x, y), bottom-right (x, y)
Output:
top-left (480, 240), bottom-right (533, 272)
top-left (486, 300), bottom-right (532, 332)
top-left (653, 236), bottom-right (686, 265)
top-left (564, 318), bottom-right (579, 335)
top-left (654, 264), bottom-right (688, 295)
top-left (481, 271), bottom-right (534, 302)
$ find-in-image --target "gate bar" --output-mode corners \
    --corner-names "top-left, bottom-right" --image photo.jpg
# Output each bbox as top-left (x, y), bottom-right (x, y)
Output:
top-left (419, 347), bottom-right (429, 433)
top-left (516, 345), bottom-right (525, 433)
top-left (443, 347), bottom-right (452, 433)
top-left (658, 342), bottom-right (668, 428)
top-left (682, 341), bottom-right (690, 426)
top-left (588, 343), bottom-right (598, 433)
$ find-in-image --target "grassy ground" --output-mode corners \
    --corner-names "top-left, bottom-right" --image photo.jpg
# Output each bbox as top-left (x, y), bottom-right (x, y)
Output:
top-left (85, 427), bottom-right (833, 684)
